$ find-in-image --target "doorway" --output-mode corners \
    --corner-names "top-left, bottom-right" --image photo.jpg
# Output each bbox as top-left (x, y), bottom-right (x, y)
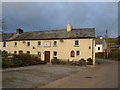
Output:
top-left (45, 51), bottom-right (50, 62)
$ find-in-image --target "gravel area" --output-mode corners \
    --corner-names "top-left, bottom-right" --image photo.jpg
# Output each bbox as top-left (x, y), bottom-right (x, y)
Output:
top-left (2, 64), bottom-right (85, 88)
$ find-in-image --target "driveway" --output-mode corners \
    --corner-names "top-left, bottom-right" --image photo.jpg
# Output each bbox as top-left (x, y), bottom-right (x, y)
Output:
top-left (2, 64), bottom-right (85, 88)
top-left (39, 60), bottom-right (118, 88)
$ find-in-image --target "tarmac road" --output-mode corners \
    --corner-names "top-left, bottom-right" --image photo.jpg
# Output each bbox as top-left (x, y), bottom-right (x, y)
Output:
top-left (39, 59), bottom-right (119, 88)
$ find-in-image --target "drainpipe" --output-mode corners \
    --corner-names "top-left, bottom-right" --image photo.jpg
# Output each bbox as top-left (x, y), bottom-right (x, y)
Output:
top-left (92, 38), bottom-right (95, 65)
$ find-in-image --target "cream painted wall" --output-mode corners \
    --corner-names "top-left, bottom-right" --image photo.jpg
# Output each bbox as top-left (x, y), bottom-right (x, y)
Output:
top-left (0, 38), bottom-right (95, 64)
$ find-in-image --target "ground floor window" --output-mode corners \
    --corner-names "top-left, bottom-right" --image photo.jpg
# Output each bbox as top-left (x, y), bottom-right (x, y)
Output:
top-left (14, 51), bottom-right (17, 54)
top-left (19, 51), bottom-right (23, 54)
top-left (26, 51), bottom-right (30, 54)
top-left (76, 50), bottom-right (80, 56)
top-left (53, 51), bottom-right (57, 57)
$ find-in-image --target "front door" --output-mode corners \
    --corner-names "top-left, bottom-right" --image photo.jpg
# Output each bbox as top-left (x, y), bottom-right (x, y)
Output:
top-left (45, 51), bottom-right (50, 62)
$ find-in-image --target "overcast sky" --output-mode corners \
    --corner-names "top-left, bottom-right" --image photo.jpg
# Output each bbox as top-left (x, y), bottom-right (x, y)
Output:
top-left (2, 2), bottom-right (118, 37)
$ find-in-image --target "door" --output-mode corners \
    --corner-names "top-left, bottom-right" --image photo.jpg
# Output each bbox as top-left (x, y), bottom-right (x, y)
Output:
top-left (45, 51), bottom-right (50, 62)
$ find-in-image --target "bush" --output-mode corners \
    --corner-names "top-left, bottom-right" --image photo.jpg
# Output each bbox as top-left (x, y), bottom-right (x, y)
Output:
top-left (87, 58), bottom-right (93, 65)
top-left (79, 58), bottom-right (87, 66)
top-left (2, 53), bottom-right (46, 68)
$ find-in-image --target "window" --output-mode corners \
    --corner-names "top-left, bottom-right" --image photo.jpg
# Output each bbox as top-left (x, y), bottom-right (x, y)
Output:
top-left (98, 47), bottom-right (100, 50)
top-left (53, 51), bottom-right (57, 57)
top-left (27, 42), bottom-right (30, 46)
top-left (53, 41), bottom-right (57, 46)
top-left (71, 50), bottom-right (75, 57)
top-left (76, 51), bottom-right (80, 56)
top-left (74, 40), bottom-right (79, 46)
top-left (14, 42), bottom-right (17, 47)
top-left (3, 42), bottom-right (6, 47)
top-left (19, 51), bottom-right (23, 54)
top-left (14, 51), bottom-right (17, 54)
top-left (38, 52), bottom-right (41, 56)
top-left (38, 41), bottom-right (41, 46)
top-left (26, 51), bottom-right (30, 54)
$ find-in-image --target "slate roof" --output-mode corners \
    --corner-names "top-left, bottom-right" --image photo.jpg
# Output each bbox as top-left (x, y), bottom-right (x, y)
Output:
top-left (95, 39), bottom-right (104, 44)
top-left (1, 28), bottom-right (95, 41)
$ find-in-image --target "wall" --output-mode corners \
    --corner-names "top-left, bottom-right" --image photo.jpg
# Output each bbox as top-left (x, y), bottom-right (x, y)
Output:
top-left (0, 38), bottom-right (95, 64)
top-left (95, 44), bottom-right (103, 53)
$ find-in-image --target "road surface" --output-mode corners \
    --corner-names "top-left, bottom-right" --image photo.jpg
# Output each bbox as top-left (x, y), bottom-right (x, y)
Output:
top-left (39, 60), bottom-right (118, 88)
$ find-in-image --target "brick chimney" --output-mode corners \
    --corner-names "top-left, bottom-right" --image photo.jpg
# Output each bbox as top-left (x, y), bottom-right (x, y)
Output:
top-left (16, 29), bottom-right (23, 34)
top-left (67, 24), bottom-right (72, 32)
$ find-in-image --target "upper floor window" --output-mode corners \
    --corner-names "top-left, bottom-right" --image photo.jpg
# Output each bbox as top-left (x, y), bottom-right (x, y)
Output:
top-left (74, 40), bottom-right (79, 46)
top-left (38, 41), bottom-right (41, 46)
top-left (27, 42), bottom-right (30, 46)
top-left (3, 42), bottom-right (6, 47)
top-left (14, 42), bottom-right (17, 47)
top-left (76, 50), bottom-right (80, 56)
top-left (53, 41), bottom-right (57, 46)
top-left (53, 51), bottom-right (57, 57)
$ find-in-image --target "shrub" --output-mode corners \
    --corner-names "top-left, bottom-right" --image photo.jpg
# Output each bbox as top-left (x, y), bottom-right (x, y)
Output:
top-left (2, 53), bottom-right (46, 68)
top-left (87, 58), bottom-right (93, 65)
top-left (79, 58), bottom-right (87, 66)
top-left (51, 57), bottom-right (59, 64)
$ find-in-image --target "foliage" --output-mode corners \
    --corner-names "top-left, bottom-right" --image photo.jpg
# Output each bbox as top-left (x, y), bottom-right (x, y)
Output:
top-left (2, 52), bottom-right (46, 68)
top-left (87, 58), bottom-right (93, 65)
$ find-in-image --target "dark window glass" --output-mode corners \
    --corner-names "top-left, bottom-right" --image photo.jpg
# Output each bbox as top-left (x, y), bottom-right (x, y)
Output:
top-left (98, 47), bottom-right (100, 50)
top-left (76, 51), bottom-right (80, 56)
top-left (53, 51), bottom-right (57, 57)
top-left (75, 40), bottom-right (79, 46)
top-left (38, 41), bottom-right (41, 46)
top-left (14, 51), bottom-right (17, 54)
top-left (3, 42), bottom-right (6, 47)
top-left (14, 42), bottom-right (17, 46)
top-left (26, 51), bottom-right (30, 54)
top-left (53, 41), bottom-right (57, 46)
top-left (27, 42), bottom-right (30, 46)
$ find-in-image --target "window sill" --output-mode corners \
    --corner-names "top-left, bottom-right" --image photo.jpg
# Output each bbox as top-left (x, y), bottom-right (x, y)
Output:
top-left (53, 45), bottom-right (57, 47)
top-left (74, 45), bottom-right (79, 47)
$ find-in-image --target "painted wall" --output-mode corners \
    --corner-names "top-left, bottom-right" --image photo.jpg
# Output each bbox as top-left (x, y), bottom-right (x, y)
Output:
top-left (95, 44), bottom-right (103, 53)
top-left (0, 38), bottom-right (95, 64)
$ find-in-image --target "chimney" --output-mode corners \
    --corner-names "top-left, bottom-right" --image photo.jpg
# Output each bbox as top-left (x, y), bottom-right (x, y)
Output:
top-left (67, 24), bottom-right (72, 32)
top-left (16, 29), bottom-right (23, 34)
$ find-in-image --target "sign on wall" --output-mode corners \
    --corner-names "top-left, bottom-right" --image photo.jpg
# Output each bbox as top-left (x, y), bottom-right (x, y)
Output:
top-left (44, 41), bottom-right (51, 47)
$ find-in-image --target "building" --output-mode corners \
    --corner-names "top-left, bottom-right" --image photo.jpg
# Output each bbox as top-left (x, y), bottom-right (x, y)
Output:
top-left (0, 24), bottom-right (95, 64)
top-left (95, 37), bottom-right (107, 53)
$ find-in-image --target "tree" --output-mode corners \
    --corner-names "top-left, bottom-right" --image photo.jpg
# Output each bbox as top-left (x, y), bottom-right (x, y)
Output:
top-left (116, 35), bottom-right (120, 45)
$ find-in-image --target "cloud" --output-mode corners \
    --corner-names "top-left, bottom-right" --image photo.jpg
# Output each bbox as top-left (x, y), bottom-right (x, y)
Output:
top-left (2, 2), bottom-right (118, 37)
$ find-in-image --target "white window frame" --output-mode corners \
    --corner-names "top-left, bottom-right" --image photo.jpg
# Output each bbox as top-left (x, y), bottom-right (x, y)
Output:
top-left (74, 40), bottom-right (79, 47)
top-left (53, 51), bottom-right (57, 57)
top-left (38, 41), bottom-right (41, 46)
top-left (76, 50), bottom-right (80, 56)
top-left (53, 41), bottom-right (57, 47)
